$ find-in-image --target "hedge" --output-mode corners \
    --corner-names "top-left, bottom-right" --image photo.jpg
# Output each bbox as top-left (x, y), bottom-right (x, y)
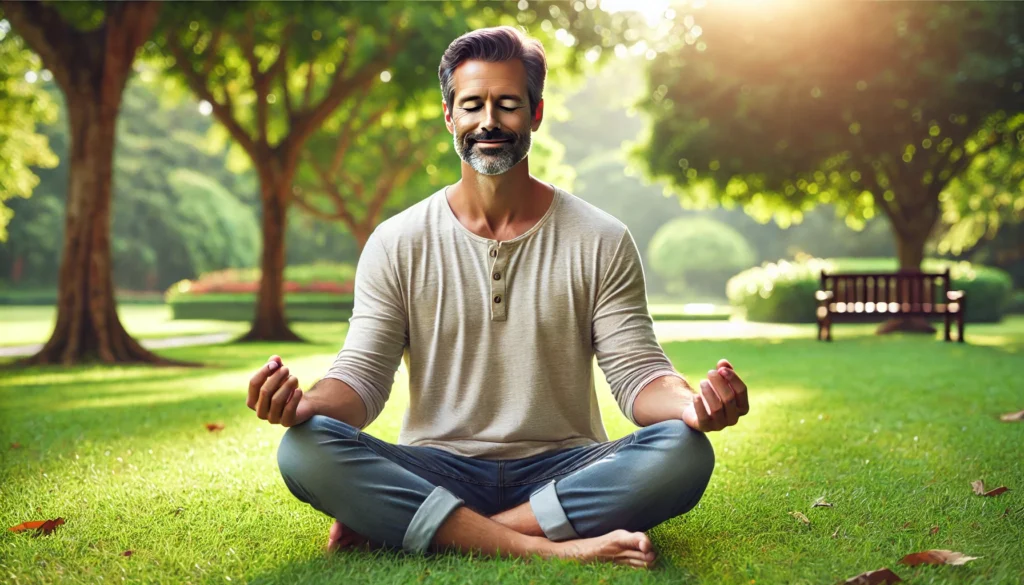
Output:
top-left (727, 257), bottom-right (1013, 323)
top-left (168, 293), bottom-right (354, 322)
top-left (0, 289), bottom-right (166, 306)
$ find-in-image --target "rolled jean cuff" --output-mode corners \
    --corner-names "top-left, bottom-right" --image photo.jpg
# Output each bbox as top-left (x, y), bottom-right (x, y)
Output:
top-left (529, 480), bottom-right (580, 541)
top-left (402, 486), bottom-right (464, 553)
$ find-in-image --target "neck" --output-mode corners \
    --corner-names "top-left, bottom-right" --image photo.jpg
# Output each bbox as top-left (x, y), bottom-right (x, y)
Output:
top-left (447, 157), bottom-right (554, 241)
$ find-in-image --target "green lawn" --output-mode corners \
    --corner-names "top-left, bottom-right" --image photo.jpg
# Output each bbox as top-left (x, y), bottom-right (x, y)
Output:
top-left (0, 305), bottom-right (249, 347)
top-left (1, 319), bottom-right (1022, 584)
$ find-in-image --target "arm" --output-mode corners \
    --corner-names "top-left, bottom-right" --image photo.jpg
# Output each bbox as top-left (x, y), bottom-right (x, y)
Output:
top-left (592, 228), bottom-right (686, 426)
top-left (303, 377), bottom-right (369, 428)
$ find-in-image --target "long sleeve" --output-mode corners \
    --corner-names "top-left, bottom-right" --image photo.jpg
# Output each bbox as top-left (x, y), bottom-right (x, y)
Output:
top-left (592, 228), bottom-right (683, 425)
top-left (322, 229), bottom-right (408, 428)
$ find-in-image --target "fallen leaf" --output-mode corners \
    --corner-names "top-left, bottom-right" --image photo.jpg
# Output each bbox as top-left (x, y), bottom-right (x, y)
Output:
top-left (9, 518), bottom-right (65, 536)
top-left (831, 525), bottom-right (841, 539)
top-left (901, 521), bottom-right (912, 530)
top-left (842, 567), bottom-right (902, 584)
top-left (972, 480), bottom-right (1009, 497)
top-left (999, 409), bottom-right (1024, 422)
top-left (10, 442), bottom-right (21, 449)
top-left (813, 496), bottom-right (834, 508)
top-left (929, 525), bottom-right (940, 535)
top-left (205, 422), bottom-right (225, 432)
top-left (171, 507), bottom-right (184, 516)
top-left (790, 511), bottom-right (811, 526)
top-left (898, 550), bottom-right (979, 566)
top-left (122, 550), bottom-right (133, 557)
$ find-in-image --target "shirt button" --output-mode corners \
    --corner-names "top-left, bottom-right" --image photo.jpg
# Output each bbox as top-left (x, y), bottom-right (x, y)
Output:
top-left (489, 249), bottom-right (497, 257)
top-left (494, 295), bottom-right (502, 304)
top-left (493, 272), bottom-right (501, 281)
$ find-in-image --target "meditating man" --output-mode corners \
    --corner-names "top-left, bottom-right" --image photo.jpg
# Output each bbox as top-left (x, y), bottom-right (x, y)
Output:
top-left (247, 26), bottom-right (750, 568)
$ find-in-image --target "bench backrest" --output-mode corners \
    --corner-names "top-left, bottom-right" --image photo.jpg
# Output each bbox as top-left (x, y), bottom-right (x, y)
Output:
top-left (820, 269), bottom-right (952, 310)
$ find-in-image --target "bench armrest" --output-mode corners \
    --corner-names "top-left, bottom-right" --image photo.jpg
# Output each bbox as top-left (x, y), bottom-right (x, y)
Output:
top-left (815, 290), bottom-right (834, 302)
top-left (946, 290), bottom-right (965, 301)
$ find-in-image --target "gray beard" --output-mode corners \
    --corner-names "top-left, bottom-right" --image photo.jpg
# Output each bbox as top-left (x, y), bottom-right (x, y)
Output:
top-left (455, 132), bottom-right (532, 176)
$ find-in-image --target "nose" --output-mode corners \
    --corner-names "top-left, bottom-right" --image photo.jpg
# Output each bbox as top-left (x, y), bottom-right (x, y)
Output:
top-left (480, 103), bottom-right (502, 133)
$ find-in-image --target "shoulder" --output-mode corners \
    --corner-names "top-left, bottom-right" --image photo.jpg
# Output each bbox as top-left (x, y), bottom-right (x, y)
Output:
top-left (368, 187), bottom-right (446, 252)
top-left (553, 185), bottom-right (629, 246)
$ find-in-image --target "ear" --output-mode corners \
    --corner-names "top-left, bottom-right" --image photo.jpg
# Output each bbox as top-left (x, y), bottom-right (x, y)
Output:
top-left (443, 101), bottom-right (455, 135)
top-left (531, 99), bottom-right (544, 132)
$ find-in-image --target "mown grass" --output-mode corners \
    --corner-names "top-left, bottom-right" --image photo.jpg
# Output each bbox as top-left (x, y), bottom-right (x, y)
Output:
top-left (1, 318), bottom-right (1022, 584)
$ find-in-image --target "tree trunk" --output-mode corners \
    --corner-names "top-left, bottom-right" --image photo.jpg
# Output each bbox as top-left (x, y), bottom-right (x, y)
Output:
top-left (25, 82), bottom-right (175, 364)
top-left (877, 203), bottom-right (939, 336)
top-left (4, 1), bottom-right (179, 365)
top-left (240, 174), bottom-right (303, 342)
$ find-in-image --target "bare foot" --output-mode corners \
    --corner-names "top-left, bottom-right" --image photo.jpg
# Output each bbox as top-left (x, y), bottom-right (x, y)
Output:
top-left (326, 520), bottom-right (370, 552)
top-left (553, 529), bottom-right (656, 568)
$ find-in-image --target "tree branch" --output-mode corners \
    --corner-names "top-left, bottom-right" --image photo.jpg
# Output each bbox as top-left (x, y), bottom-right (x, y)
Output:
top-left (167, 39), bottom-right (257, 155)
top-left (1, 0), bottom-right (94, 90)
top-left (202, 27), bottom-right (223, 76)
top-left (303, 62), bottom-right (316, 109)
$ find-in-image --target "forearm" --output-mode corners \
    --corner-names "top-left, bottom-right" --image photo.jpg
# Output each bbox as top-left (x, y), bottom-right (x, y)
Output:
top-left (631, 374), bottom-right (696, 427)
top-left (304, 377), bottom-right (369, 428)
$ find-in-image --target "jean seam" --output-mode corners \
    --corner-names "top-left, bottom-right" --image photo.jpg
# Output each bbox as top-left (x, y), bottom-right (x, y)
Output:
top-left (355, 434), bottom-right (496, 486)
top-left (507, 433), bottom-right (638, 486)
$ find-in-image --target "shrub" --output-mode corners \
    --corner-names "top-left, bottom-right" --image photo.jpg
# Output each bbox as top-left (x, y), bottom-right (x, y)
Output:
top-left (648, 217), bottom-right (756, 298)
top-left (165, 263), bottom-right (355, 302)
top-left (1009, 290), bottom-right (1024, 315)
top-left (169, 293), bottom-right (354, 322)
top-left (727, 257), bottom-right (1013, 323)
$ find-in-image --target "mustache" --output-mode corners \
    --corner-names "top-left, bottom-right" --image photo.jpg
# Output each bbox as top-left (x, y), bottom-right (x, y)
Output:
top-left (466, 129), bottom-right (517, 143)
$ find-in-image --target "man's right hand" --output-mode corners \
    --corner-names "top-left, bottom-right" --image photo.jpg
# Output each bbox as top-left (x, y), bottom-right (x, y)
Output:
top-left (247, 355), bottom-right (315, 427)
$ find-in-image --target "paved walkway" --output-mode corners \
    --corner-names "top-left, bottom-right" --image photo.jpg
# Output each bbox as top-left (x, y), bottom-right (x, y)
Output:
top-left (0, 332), bottom-right (236, 358)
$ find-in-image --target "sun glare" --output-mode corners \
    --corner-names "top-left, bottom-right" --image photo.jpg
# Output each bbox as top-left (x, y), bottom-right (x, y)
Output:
top-left (600, 0), bottom-right (671, 27)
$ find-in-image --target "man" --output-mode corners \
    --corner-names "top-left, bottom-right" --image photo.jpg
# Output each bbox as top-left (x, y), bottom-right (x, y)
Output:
top-left (248, 26), bottom-right (749, 569)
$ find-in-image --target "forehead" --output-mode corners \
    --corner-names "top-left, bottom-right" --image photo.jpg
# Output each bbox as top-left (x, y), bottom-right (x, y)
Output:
top-left (452, 59), bottom-right (528, 99)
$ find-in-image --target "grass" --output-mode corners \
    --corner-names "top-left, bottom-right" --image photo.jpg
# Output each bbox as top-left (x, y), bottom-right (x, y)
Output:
top-left (0, 305), bottom-right (248, 347)
top-left (1, 317), bottom-right (1022, 584)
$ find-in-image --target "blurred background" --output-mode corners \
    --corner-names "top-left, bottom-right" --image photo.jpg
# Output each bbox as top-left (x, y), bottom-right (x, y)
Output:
top-left (0, 0), bottom-right (1021, 362)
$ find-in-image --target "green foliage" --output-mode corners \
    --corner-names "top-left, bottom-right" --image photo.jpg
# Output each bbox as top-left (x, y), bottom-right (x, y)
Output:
top-left (1009, 290), bottom-right (1024, 315)
top-left (648, 217), bottom-right (755, 297)
top-left (167, 169), bottom-right (259, 277)
top-left (0, 20), bottom-right (58, 241)
top-left (634, 1), bottom-right (1024, 268)
top-left (728, 257), bottom-right (1014, 323)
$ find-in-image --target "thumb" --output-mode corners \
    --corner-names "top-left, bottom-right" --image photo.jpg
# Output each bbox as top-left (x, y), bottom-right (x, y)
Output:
top-left (680, 402), bottom-right (700, 431)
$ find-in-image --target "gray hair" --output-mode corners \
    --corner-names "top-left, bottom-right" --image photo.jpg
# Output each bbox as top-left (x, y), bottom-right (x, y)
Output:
top-left (438, 26), bottom-right (547, 118)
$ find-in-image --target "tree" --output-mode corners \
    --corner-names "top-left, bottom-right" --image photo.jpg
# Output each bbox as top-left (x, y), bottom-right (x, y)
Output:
top-left (647, 217), bottom-right (755, 299)
top-left (2, 1), bottom-right (166, 364)
top-left (158, 1), bottom-right (617, 341)
top-left (0, 16), bottom-right (58, 242)
top-left (636, 1), bottom-right (1023, 274)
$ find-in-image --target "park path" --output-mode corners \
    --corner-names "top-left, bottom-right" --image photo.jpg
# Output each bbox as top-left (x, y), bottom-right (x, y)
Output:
top-left (0, 332), bottom-right (236, 358)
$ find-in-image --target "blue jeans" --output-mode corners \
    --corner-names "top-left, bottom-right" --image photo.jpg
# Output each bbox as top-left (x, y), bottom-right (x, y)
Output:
top-left (277, 415), bottom-right (715, 554)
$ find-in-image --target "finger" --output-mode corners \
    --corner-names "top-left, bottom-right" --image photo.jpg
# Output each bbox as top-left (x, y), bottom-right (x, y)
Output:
top-left (717, 358), bottom-right (733, 371)
top-left (693, 393), bottom-right (712, 428)
top-left (281, 387), bottom-right (303, 427)
top-left (708, 369), bottom-right (738, 426)
top-left (257, 366), bottom-right (289, 419)
top-left (720, 366), bottom-right (749, 416)
top-left (247, 360), bottom-right (281, 410)
top-left (270, 376), bottom-right (300, 424)
top-left (700, 380), bottom-right (725, 430)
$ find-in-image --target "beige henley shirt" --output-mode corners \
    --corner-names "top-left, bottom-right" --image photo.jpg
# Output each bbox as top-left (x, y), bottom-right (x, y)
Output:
top-left (323, 184), bottom-right (683, 459)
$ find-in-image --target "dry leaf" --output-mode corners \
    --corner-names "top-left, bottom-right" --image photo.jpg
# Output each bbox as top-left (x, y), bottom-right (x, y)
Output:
top-left (842, 567), bottom-right (902, 584)
top-left (813, 496), bottom-right (834, 508)
top-left (901, 521), bottom-right (912, 530)
top-left (898, 550), bottom-right (979, 566)
top-left (831, 525), bottom-right (841, 539)
top-left (929, 525), bottom-right (940, 535)
top-left (122, 550), bottom-right (133, 557)
top-left (171, 507), bottom-right (184, 516)
top-left (10, 442), bottom-right (21, 450)
top-left (999, 410), bottom-right (1024, 422)
top-left (790, 511), bottom-right (811, 525)
top-left (972, 480), bottom-right (1009, 497)
top-left (205, 422), bottom-right (225, 432)
top-left (9, 518), bottom-right (65, 536)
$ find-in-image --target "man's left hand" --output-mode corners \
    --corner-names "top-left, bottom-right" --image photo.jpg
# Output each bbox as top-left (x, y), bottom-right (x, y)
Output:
top-left (681, 359), bottom-right (749, 432)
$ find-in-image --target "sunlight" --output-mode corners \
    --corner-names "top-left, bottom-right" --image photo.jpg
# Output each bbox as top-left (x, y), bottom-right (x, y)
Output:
top-left (600, 0), bottom-right (670, 27)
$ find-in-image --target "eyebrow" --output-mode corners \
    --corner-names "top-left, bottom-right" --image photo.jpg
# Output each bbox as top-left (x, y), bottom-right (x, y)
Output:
top-left (457, 94), bottom-right (524, 105)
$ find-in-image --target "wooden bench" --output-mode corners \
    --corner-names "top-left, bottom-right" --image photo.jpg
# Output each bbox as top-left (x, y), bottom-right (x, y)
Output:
top-left (815, 269), bottom-right (966, 342)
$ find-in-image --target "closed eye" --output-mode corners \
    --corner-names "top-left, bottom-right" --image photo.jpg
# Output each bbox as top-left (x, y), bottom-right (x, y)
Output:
top-left (461, 106), bottom-right (521, 113)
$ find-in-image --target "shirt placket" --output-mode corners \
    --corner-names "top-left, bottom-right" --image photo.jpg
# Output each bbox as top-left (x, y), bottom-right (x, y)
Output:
top-left (488, 241), bottom-right (508, 322)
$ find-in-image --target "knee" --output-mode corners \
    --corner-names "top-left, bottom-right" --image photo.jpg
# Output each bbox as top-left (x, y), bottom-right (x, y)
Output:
top-left (646, 419), bottom-right (716, 495)
top-left (277, 415), bottom-right (358, 483)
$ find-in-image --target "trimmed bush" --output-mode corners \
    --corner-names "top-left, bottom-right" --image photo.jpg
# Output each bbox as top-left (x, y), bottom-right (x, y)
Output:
top-left (727, 257), bottom-right (1013, 323)
top-left (169, 293), bottom-right (354, 322)
top-left (1008, 290), bottom-right (1024, 315)
top-left (648, 217), bottom-right (756, 298)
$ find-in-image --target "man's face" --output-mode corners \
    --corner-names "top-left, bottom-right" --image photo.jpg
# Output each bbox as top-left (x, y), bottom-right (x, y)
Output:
top-left (444, 59), bottom-right (543, 176)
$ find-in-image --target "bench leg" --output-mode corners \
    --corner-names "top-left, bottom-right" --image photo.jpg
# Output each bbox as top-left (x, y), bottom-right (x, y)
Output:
top-left (958, 315), bottom-right (965, 343)
top-left (944, 315), bottom-right (952, 342)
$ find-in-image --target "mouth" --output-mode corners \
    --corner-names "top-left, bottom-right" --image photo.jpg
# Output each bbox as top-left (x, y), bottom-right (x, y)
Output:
top-left (474, 140), bottom-right (511, 146)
